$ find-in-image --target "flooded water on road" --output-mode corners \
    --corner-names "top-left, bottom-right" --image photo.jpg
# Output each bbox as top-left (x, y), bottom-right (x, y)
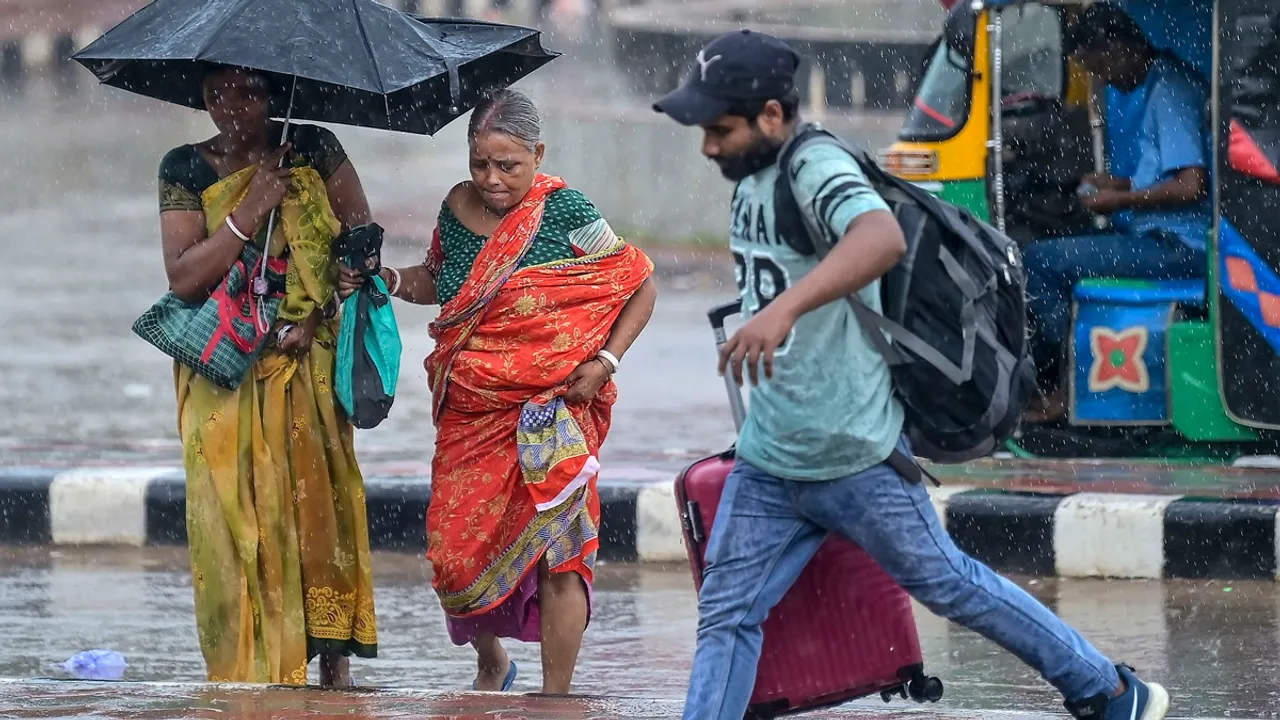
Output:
top-left (2, 547), bottom-right (1278, 718)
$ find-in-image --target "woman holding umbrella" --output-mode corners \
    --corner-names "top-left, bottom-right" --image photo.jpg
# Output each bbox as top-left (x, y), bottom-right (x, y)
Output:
top-left (75, 0), bottom-right (564, 689)
top-left (340, 89), bottom-right (657, 694)
top-left (159, 65), bottom-right (377, 687)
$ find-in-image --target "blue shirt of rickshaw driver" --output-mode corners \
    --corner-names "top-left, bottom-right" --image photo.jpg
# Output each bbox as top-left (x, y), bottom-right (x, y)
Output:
top-left (1070, 3), bottom-right (1211, 249)
top-left (1020, 3), bottom-right (1211, 422)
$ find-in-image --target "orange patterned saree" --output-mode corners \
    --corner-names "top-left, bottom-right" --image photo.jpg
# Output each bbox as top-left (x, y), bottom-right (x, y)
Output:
top-left (424, 174), bottom-right (653, 638)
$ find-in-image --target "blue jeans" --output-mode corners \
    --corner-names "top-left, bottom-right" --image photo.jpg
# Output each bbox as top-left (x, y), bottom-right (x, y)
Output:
top-left (1024, 231), bottom-right (1204, 378)
top-left (683, 441), bottom-right (1120, 720)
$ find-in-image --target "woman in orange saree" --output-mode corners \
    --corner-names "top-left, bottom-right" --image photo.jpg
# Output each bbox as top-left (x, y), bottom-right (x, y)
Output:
top-left (339, 89), bottom-right (657, 693)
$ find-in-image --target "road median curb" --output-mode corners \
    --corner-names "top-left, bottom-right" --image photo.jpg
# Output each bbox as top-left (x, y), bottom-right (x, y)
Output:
top-left (2, 467), bottom-right (1276, 580)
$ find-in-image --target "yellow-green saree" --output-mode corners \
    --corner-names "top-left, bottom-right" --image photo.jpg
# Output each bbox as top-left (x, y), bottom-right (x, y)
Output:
top-left (176, 164), bottom-right (377, 684)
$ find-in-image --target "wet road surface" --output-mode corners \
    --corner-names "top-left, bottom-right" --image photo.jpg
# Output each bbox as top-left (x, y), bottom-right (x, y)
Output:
top-left (1, 547), bottom-right (1278, 718)
top-left (10, 681), bottom-right (1230, 720)
top-left (1, 682), bottom-right (1251, 720)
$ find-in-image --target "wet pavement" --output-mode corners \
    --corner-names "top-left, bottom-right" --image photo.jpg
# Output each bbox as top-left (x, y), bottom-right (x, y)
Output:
top-left (0, 283), bottom-right (742, 474)
top-left (2, 547), bottom-right (1279, 718)
top-left (2, 684), bottom-right (1247, 720)
top-left (4, 682), bottom-right (1217, 720)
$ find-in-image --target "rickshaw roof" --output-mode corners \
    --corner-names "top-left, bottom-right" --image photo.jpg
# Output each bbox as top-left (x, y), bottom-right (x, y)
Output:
top-left (970, 0), bottom-right (1216, 81)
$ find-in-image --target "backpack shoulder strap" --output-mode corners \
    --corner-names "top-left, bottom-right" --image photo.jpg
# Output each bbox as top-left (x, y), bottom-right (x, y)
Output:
top-left (778, 133), bottom-right (984, 385)
top-left (775, 128), bottom-right (917, 256)
top-left (773, 123), bottom-right (857, 257)
top-left (772, 129), bottom-right (910, 367)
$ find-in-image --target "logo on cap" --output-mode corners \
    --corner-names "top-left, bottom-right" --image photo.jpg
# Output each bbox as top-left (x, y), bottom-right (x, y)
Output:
top-left (695, 49), bottom-right (723, 82)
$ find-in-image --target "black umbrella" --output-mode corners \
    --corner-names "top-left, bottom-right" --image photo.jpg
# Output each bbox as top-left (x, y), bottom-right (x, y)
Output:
top-left (71, 0), bottom-right (560, 136)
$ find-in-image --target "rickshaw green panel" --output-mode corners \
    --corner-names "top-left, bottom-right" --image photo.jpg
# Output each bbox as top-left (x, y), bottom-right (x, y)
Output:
top-left (1074, 278), bottom-right (1205, 305)
top-left (1169, 321), bottom-right (1258, 441)
top-left (937, 180), bottom-right (989, 222)
top-left (1077, 277), bottom-right (1160, 291)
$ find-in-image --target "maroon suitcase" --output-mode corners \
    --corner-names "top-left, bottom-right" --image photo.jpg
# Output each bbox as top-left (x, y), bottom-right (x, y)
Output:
top-left (675, 300), bottom-right (943, 719)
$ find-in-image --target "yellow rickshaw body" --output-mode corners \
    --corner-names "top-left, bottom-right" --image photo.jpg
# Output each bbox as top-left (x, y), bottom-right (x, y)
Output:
top-left (884, 5), bottom-right (1095, 221)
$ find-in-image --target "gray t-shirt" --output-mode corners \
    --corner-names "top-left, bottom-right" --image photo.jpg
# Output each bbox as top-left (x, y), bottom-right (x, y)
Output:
top-left (730, 130), bottom-right (905, 481)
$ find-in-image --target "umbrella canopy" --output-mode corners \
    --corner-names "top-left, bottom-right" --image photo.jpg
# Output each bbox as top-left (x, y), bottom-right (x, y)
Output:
top-left (72, 0), bottom-right (559, 135)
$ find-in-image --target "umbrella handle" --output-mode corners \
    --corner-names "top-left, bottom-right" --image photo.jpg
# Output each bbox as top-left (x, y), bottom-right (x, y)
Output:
top-left (255, 76), bottom-right (299, 335)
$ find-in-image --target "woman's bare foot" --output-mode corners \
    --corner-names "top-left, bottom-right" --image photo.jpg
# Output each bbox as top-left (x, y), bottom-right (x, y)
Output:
top-left (318, 653), bottom-right (352, 688)
top-left (472, 635), bottom-right (512, 691)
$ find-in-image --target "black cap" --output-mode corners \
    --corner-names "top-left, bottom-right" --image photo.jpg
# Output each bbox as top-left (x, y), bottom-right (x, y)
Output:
top-left (1068, 2), bottom-right (1147, 54)
top-left (653, 30), bottom-right (802, 126)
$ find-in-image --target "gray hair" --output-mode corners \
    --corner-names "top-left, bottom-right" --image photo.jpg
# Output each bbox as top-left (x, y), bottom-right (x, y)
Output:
top-left (468, 88), bottom-right (542, 152)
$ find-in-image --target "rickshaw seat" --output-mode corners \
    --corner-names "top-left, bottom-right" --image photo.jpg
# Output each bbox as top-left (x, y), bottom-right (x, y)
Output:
top-left (1068, 277), bottom-right (1205, 425)
top-left (1073, 278), bottom-right (1206, 308)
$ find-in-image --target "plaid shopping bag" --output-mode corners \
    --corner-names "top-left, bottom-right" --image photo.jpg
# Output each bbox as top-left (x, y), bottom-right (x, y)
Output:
top-left (132, 243), bottom-right (287, 390)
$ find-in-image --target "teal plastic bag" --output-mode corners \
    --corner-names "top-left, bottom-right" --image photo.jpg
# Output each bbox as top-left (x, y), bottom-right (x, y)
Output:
top-left (334, 223), bottom-right (401, 429)
top-left (336, 275), bottom-right (401, 428)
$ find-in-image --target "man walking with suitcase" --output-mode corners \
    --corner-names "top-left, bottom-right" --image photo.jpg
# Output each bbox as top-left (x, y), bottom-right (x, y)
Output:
top-left (654, 30), bottom-right (1170, 720)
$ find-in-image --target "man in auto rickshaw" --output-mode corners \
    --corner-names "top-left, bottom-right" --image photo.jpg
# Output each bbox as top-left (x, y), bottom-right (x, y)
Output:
top-left (1024, 3), bottom-right (1211, 421)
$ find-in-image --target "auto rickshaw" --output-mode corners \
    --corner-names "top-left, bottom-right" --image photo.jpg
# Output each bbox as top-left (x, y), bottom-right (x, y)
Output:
top-left (882, 0), bottom-right (1280, 459)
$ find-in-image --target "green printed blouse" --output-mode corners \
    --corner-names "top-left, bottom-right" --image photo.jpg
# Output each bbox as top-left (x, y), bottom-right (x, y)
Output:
top-left (158, 124), bottom-right (347, 215)
top-left (426, 188), bottom-right (622, 305)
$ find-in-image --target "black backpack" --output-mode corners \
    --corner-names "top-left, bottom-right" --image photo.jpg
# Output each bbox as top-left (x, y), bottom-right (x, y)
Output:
top-left (773, 123), bottom-right (1036, 463)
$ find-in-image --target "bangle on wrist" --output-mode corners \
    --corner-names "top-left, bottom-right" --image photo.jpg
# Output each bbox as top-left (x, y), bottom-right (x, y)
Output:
top-left (596, 349), bottom-right (620, 375)
top-left (226, 214), bottom-right (251, 243)
top-left (384, 266), bottom-right (402, 296)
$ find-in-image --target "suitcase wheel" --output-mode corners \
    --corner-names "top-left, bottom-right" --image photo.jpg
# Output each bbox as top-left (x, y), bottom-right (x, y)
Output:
top-left (908, 674), bottom-right (944, 703)
top-left (882, 672), bottom-right (944, 704)
top-left (881, 685), bottom-right (907, 703)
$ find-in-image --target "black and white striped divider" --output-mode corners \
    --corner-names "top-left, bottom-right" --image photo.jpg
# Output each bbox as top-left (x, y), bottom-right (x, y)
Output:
top-left (3, 467), bottom-right (1277, 580)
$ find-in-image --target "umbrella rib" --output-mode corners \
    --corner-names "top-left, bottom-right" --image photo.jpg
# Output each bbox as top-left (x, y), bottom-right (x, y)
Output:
top-left (352, 0), bottom-right (387, 95)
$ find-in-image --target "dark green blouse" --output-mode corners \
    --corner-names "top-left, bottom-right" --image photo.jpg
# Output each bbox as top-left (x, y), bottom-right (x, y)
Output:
top-left (158, 124), bottom-right (347, 213)
top-left (427, 188), bottom-right (621, 305)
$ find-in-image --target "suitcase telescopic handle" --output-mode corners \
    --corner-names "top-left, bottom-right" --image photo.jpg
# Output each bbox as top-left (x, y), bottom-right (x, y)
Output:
top-left (707, 300), bottom-right (742, 345)
top-left (706, 300), bottom-right (747, 432)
